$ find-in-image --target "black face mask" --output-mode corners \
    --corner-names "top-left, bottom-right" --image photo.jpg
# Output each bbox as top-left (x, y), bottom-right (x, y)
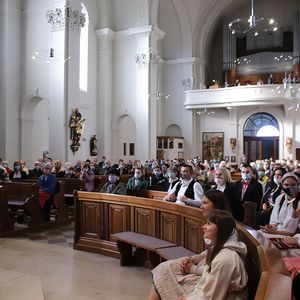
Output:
top-left (283, 187), bottom-right (291, 196)
top-left (283, 187), bottom-right (299, 198)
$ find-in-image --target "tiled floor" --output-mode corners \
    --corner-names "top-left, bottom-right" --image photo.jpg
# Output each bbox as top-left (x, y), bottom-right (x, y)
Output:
top-left (15, 222), bottom-right (75, 248)
top-left (0, 223), bottom-right (152, 299)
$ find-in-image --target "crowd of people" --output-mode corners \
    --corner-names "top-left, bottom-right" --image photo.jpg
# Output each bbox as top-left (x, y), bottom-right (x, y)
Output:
top-left (1, 155), bottom-right (300, 298)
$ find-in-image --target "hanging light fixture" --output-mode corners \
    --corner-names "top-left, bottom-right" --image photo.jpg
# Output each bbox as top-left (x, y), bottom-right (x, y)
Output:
top-left (46, 0), bottom-right (86, 32)
top-left (228, 0), bottom-right (278, 36)
top-left (196, 108), bottom-right (215, 116)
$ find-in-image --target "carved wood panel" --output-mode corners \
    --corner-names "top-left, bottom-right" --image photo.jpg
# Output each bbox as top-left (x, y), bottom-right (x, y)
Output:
top-left (160, 212), bottom-right (181, 244)
top-left (81, 201), bottom-right (101, 238)
top-left (184, 218), bottom-right (203, 253)
top-left (108, 204), bottom-right (129, 241)
top-left (134, 207), bottom-right (156, 236)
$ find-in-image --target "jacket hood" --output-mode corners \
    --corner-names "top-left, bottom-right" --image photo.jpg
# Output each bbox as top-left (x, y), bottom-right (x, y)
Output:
top-left (222, 232), bottom-right (247, 257)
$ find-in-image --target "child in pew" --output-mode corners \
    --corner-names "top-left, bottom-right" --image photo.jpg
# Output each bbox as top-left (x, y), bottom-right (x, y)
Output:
top-left (149, 210), bottom-right (248, 300)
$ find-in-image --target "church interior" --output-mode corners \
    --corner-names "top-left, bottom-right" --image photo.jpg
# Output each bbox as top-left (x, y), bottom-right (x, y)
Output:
top-left (0, 0), bottom-right (300, 299)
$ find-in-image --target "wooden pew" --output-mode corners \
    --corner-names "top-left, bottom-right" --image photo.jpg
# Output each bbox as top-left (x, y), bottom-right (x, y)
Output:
top-left (12, 178), bottom-right (68, 221)
top-left (52, 180), bottom-right (68, 220)
top-left (127, 189), bottom-right (167, 200)
top-left (243, 201), bottom-right (257, 228)
top-left (236, 222), bottom-right (292, 299)
top-left (2, 182), bottom-right (43, 226)
top-left (111, 231), bottom-right (177, 267)
top-left (0, 185), bottom-right (14, 233)
top-left (61, 178), bottom-right (85, 205)
top-left (254, 271), bottom-right (292, 300)
top-left (94, 175), bottom-right (132, 191)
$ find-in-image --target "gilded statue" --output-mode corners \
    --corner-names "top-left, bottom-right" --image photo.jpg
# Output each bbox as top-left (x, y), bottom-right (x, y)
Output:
top-left (69, 108), bottom-right (85, 154)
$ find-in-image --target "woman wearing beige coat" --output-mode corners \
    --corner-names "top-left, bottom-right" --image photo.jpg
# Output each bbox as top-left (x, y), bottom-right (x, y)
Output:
top-left (149, 210), bottom-right (248, 300)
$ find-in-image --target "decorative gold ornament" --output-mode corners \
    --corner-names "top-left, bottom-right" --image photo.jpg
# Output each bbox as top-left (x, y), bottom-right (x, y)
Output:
top-left (69, 108), bottom-right (85, 155)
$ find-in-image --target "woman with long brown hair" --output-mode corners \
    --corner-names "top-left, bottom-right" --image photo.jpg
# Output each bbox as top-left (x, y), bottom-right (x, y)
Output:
top-left (149, 210), bottom-right (248, 300)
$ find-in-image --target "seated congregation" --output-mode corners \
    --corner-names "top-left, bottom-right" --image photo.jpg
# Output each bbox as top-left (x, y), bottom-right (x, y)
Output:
top-left (1, 156), bottom-right (300, 299)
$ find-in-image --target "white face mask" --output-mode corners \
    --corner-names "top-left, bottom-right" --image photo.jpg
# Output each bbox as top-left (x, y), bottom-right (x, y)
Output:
top-left (273, 177), bottom-right (281, 185)
top-left (214, 178), bottom-right (224, 186)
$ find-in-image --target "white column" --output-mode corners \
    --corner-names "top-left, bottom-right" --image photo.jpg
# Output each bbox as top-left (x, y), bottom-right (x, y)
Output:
top-left (96, 28), bottom-right (114, 159)
top-left (149, 26), bottom-right (165, 159)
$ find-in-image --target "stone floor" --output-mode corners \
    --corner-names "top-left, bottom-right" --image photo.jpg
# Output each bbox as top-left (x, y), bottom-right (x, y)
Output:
top-left (0, 223), bottom-right (152, 300)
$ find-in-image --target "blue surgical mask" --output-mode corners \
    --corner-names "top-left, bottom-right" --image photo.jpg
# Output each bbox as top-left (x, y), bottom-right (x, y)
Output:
top-left (258, 171), bottom-right (265, 177)
top-left (154, 171), bottom-right (161, 177)
top-left (134, 173), bottom-right (142, 180)
top-left (242, 173), bottom-right (252, 181)
top-left (15, 165), bottom-right (20, 171)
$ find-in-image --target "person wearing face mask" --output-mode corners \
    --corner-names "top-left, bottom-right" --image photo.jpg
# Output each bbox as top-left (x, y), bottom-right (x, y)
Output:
top-left (100, 168), bottom-right (126, 195)
top-left (261, 173), bottom-right (300, 236)
top-left (165, 166), bottom-right (180, 192)
top-left (164, 165), bottom-right (204, 207)
top-left (257, 167), bottom-right (269, 190)
top-left (213, 167), bottom-right (241, 221)
top-left (126, 167), bottom-right (148, 191)
top-left (9, 160), bottom-right (27, 180)
top-left (256, 167), bottom-right (286, 228)
top-left (148, 166), bottom-right (168, 190)
top-left (236, 164), bottom-right (263, 220)
top-left (100, 160), bottom-right (112, 175)
top-left (38, 163), bottom-right (56, 221)
top-left (80, 163), bottom-right (95, 192)
top-left (28, 161), bottom-right (43, 178)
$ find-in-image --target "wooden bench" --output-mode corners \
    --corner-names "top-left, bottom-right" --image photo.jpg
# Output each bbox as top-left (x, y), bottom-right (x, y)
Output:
top-left (156, 246), bottom-right (196, 260)
top-left (2, 182), bottom-right (43, 226)
top-left (127, 189), bottom-right (167, 200)
top-left (61, 178), bottom-right (84, 205)
top-left (111, 231), bottom-right (178, 267)
top-left (254, 271), bottom-right (292, 300)
top-left (0, 185), bottom-right (14, 233)
top-left (94, 175), bottom-right (132, 191)
top-left (12, 178), bottom-right (68, 221)
top-left (111, 231), bottom-right (197, 268)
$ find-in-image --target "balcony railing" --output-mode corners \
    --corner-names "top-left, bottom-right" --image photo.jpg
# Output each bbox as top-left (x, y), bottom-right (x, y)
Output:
top-left (184, 84), bottom-right (300, 109)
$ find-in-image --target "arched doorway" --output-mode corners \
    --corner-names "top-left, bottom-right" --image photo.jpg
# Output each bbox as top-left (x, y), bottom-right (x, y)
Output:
top-left (243, 113), bottom-right (279, 161)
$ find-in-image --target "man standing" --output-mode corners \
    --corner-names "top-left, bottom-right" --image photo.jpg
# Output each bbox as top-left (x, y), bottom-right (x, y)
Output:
top-left (236, 163), bottom-right (263, 220)
top-left (164, 165), bottom-right (204, 207)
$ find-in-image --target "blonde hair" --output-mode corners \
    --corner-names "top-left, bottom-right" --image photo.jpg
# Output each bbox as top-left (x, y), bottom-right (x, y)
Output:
top-left (216, 167), bottom-right (232, 183)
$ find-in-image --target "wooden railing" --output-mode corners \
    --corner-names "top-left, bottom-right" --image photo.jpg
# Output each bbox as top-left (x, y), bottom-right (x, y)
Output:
top-left (75, 192), bottom-right (293, 300)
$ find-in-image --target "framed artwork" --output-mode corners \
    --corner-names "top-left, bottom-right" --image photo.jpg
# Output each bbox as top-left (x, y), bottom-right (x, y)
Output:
top-left (202, 132), bottom-right (224, 161)
top-left (231, 156), bottom-right (236, 163)
top-left (225, 156), bottom-right (229, 162)
top-left (178, 151), bottom-right (184, 159)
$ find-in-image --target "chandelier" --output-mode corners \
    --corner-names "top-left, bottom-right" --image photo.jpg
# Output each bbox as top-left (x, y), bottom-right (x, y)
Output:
top-left (46, 0), bottom-right (86, 32)
top-left (228, 0), bottom-right (278, 36)
top-left (32, 48), bottom-right (71, 63)
top-left (196, 108), bottom-right (215, 116)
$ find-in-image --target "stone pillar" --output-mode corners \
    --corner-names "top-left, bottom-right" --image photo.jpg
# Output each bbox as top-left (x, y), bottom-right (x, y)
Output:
top-left (96, 28), bottom-right (114, 159)
top-left (149, 26), bottom-right (165, 159)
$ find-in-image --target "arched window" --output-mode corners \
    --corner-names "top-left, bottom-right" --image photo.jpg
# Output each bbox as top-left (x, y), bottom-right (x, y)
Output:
top-left (79, 4), bottom-right (89, 92)
top-left (244, 113), bottom-right (279, 137)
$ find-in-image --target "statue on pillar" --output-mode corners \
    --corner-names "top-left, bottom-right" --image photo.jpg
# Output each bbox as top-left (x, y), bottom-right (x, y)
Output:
top-left (69, 108), bottom-right (85, 155)
top-left (90, 135), bottom-right (98, 156)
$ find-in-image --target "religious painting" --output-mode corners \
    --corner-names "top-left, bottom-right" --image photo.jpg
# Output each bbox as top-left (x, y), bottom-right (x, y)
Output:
top-left (231, 156), bottom-right (236, 163)
top-left (202, 132), bottom-right (224, 161)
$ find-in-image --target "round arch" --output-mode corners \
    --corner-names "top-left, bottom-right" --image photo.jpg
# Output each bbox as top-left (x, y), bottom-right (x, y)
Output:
top-left (240, 111), bottom-right (283, 161)
top-left (112, 114), bottom-right (137, 161)
top-left (20, 94), bottom-right (50, 166)
top-left (164, 124), bottom-right (182, 137)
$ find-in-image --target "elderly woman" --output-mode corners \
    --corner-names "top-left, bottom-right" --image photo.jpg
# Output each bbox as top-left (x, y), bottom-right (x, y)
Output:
top-left (149, 210), bottom-right (248, 300)
top-left (52, 160), bottom-right (65, 178)
top-left (214, 167), bottom-right (242, 221)
top-left (261, 173), bottom-right (300, 236)
top-left (80, 163), bottom-right (95, 192)
top-left (9, 161), bottom-right (27, 179)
